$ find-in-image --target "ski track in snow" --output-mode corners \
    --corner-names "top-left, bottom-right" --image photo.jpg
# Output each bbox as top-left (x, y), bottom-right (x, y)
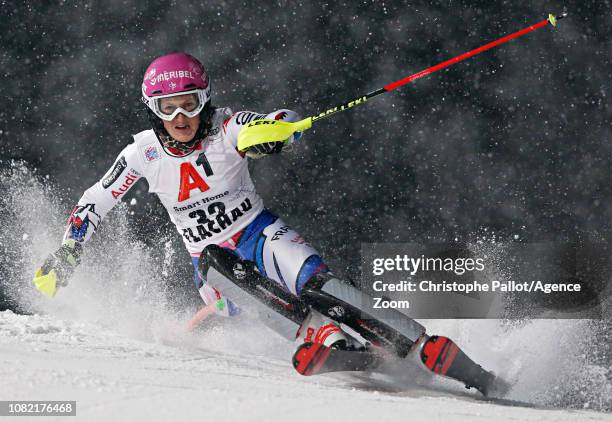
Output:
top-left (1, 311), bottom-right (609, 422)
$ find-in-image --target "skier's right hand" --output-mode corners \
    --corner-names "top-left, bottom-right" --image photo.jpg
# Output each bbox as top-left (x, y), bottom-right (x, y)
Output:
top-left (33, 240), bottom-right (82, 298)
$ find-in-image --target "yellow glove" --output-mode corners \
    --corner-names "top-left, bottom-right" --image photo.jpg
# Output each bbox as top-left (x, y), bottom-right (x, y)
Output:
top-left (33, 268), bottom-right (60, 298)
top-left (33, 240), bottom-right (82, 298)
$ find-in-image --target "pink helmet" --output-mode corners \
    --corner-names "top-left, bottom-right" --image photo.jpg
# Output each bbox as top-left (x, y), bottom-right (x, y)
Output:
top-left (142, 52), bottom-right (211, 122)
top-left (142, 52), bottom-right (210, 97)
top-left (142, 53), bottom-right (214, 156)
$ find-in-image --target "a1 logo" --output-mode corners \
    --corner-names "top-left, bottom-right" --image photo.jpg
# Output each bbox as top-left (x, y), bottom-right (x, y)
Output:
top-left (178, 162), bottom-right (209, 201)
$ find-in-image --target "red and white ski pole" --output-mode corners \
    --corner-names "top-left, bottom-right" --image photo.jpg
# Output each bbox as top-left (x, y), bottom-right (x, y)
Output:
top-left (237, 13), bottom-right (567, 150)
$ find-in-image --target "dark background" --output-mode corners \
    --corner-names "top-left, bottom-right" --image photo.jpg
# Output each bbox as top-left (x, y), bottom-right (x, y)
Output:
top-left (0, 1), bottom-right (610, 296)
top-left (0, 1), bottom-right (610, 409)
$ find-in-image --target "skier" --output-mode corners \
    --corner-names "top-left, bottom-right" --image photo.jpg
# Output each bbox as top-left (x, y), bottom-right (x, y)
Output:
top-left (32, 52), bottom-right (506, 395)
top-left (33, 52), bottom-right (353, 349)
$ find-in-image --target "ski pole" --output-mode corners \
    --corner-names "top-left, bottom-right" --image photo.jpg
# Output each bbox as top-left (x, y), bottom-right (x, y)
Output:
top-left (238, 13), bottom-right (566, 151)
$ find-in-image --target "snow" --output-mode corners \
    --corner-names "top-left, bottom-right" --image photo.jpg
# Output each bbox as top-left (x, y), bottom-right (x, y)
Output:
top-left (1, 310), bottom-right (609, 422)
top-left (0, 165), bottom-right (609, 421)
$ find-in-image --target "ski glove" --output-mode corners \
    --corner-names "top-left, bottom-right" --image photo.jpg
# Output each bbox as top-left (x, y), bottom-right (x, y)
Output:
top-left (244, 131), bottom-right (302, 159)
top-left (33, 239), bottom-right (82, 298)
top-left (245, 141), bottom-right (284, 158)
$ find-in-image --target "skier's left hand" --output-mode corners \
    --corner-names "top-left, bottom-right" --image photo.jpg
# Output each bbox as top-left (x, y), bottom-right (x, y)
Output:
top-left (245, 131), bottom-right (302, 159)
top-left (245, 141), bottom-right (284, 158)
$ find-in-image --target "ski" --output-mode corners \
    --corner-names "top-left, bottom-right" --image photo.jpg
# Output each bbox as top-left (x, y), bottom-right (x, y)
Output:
top-left (292, 342), bottom-right (382, 376)
top-left (200, 245), bottom-right (508, 396)
top-left (201, 245), bottom-right (421, 356)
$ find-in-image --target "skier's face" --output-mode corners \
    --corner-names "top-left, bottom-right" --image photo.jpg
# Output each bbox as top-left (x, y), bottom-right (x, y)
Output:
top-left (159, 94), bottom-right (201, 142)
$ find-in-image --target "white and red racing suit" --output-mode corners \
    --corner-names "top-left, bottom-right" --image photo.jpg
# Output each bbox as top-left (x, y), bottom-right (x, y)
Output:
top-left (64, 107), bottom-right (277, 253)
top-left (63, 107), bottom-right (349, 347)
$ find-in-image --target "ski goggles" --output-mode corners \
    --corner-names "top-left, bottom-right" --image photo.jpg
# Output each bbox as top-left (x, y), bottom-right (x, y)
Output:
top-left (142, 88), bottom-right (208, 121)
